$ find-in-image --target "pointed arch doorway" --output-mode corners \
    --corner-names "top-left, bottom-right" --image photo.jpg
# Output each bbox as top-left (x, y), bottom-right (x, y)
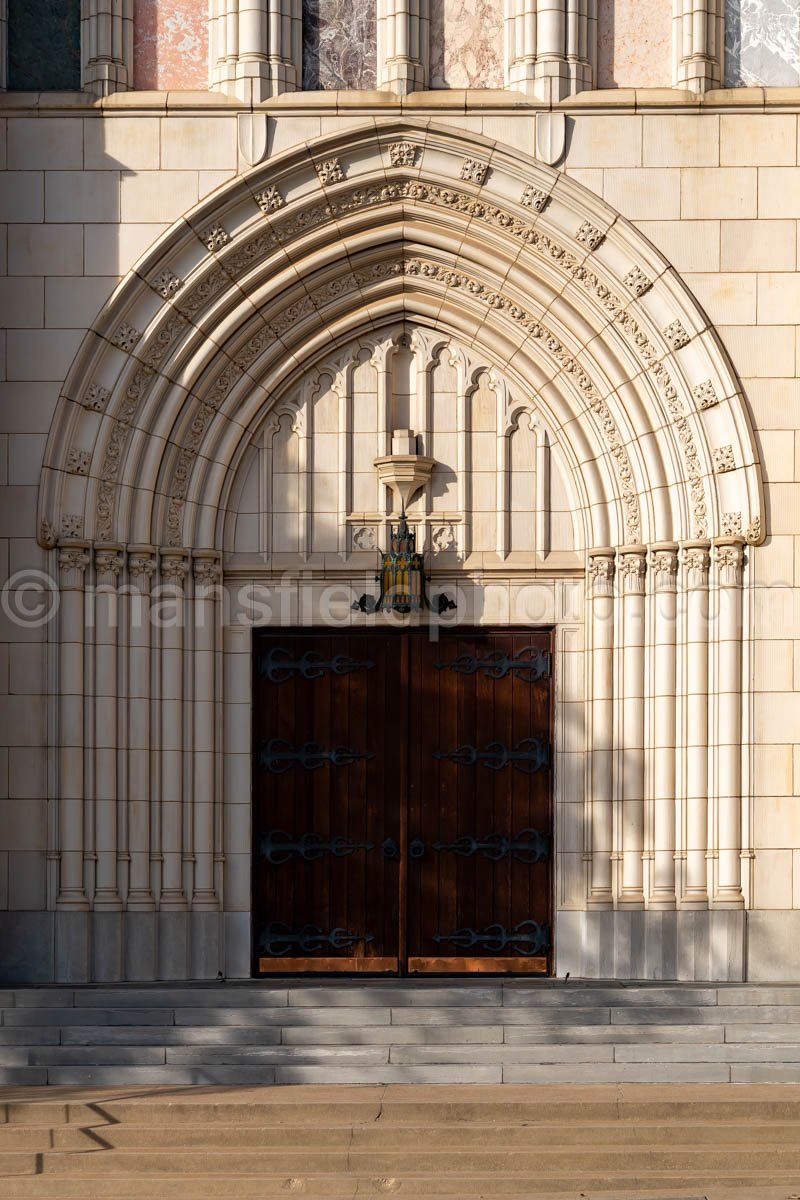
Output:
top-left (252, 626), bottom-right (553, 975)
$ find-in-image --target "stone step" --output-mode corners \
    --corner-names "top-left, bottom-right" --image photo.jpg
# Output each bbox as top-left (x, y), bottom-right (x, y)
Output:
top-left (3, 1176), bottom-right (800, 1199)
top-left (38, 1144), bottom-right (800, 1175)
top-left (39, 1118), bottom-right (800, 1151)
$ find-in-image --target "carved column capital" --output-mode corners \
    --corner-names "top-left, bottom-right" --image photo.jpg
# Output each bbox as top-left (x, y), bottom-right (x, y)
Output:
top-left (128, 545), bottom-right (157, 591)
top-left (94, 543), bottom-right (125, 586)
top-left (650, 542), bottom-right (679, 592)
top-left (682, 540), bottom-right (711, 588)
top-left (618, 545), bottom-right (647, 594)
top-left (713, 539), bottom-right (745, 587)
top-left (58, 543), bottom-right (91, 588)
top-left (587, 549), bottom-right (616, 597)
top-left (192, 551), bottom-right (222, 588)
top-left (160, 550), bottom-right (190, 589)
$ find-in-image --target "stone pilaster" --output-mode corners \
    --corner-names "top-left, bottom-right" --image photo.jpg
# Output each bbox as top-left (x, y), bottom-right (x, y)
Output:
top-left (586, 548), bottom-right (615, 909)
top-left (82, 0), bottom-right (134, 95)
top-left (618, 547), bottom-right (647, 910)
top-left (673, 0), bottom-right (724, 93)
top-left (377, 0), bottom-right (429, 94)
top-left (682, 540), bottom-right (711, 909)
top-left (649, 544), bottom-right (679, 910)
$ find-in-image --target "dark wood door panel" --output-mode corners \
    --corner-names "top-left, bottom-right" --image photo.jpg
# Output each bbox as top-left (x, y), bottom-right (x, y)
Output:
top-left (252, 627), bottom-right (553, 975)
top-left (406, 630), bottom-right (553, 974)
top-left (252, 631), bottom-right (402, 973)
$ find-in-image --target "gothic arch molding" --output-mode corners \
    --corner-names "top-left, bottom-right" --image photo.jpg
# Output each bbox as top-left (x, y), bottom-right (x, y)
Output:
top-left (39, 118), bottom-right (764, 555)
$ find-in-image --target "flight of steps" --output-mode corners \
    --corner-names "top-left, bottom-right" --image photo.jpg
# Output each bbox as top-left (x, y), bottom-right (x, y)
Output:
top-left (3, 980), bottom-right (800, 1086)
top-left (3, 1084), bottom-right (800, 1198)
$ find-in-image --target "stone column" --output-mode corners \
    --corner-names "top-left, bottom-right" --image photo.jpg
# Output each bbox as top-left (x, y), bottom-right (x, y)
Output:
top-left (713, 539), bottom-right (746, 909)
top-left (505, 0), bottom-right (538, 92)
top-left (649, 544), bottom-right (679, 909)
top-left (618, 547), bottom-right (647, 909)
top-left (93, 544), bottom-right (124, 912)
top-left (82, 0), bottom-right (134, 95)
top-left (506, 0), bottom-right (594, 99)
top-left (377, 0), bottom-right (429, 93)
top-left (192, 552), bottom-right (221, 912)
top-left (682, 540), bottom-right (711, 908)
top-left (673, 0), bottom-right (724, 93)
top-left (565, 0), bottom-right (594, 94)
top-left (158, 550), bottom-right (189, 912)
top-left (57, 543), bottom-right (91, 910)
top-left (126, 547), bottom-right (156, 913)
top-left (210, 0), bottom-right (300, 100)
top-left (586, 549), bottom-right (615, 909)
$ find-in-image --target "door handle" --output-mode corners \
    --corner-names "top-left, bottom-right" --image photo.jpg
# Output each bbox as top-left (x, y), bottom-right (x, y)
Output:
top-left (409, 838), bottom-right (426, 859)
top-left (381, 838), bottom-right (399, 860)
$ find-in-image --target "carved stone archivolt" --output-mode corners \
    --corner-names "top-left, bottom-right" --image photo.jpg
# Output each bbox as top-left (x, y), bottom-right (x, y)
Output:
top-left (40, 120), bottom-right (763, 557)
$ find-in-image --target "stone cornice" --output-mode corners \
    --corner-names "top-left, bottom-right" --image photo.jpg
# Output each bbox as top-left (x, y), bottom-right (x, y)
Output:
top-left (3, 87), bottom-right (800, 117)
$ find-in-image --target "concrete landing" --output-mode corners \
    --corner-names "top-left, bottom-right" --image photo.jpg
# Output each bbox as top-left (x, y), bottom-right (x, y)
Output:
top-left (2, 1084), bottom-right (800, 1199)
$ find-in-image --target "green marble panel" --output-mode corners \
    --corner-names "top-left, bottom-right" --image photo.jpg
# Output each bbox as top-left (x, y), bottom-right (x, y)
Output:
top-left (8, 0), bottom-right (81, 91)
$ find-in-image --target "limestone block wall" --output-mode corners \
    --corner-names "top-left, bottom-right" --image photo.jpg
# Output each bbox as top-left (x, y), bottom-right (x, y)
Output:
top-left (0, 95), bottom-right (799, 981)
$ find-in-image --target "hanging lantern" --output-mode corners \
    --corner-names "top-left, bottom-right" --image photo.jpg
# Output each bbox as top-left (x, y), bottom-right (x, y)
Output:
top-left (353, 510), bottom-right (456, 616)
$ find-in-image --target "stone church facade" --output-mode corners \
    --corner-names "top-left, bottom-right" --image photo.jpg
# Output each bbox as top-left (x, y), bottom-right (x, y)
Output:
top-left (0, 0), bottom-right (798, 985)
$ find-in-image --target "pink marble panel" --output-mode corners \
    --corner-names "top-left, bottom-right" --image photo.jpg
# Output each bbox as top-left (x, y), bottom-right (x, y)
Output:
top-left (134, 0), bottom-right (208, 91)
top-left (430, 0), bottom-right (504, 89)
top-left (597, 0), bottom-right (671, 88)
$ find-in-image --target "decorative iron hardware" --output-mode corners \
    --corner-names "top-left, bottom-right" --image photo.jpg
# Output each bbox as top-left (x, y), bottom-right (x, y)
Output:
top-left (433, 739), bottom-right (550, 774)
top-left (409, 838), bottom-right (426, 859)
top-left (382, 838), bottom-right (400, 860)
top-left (260, 923), bottom-right (374, 956)
top-left (261, 829), bottom-right (374, 864)
top-left (432, 829), bottom-right (549, 864)
top-left (435, 647), bottom-right (551, 682)
top-left (258, 739), bottom-right (374, 774)
top-left (433, 920), bottom-right (550, 956)
top-left (259, 647), bottom-right (374, 683)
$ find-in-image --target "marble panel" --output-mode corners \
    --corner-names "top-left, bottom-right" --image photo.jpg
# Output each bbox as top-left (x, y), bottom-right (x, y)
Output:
top-left (8, 0), bottom-right (81, 91)
top-left (303, 0), bottom-right (377, 89)
top-left (134, 0), bottom-right (209, 91)
top-left (726, 0), bottom-right (800, 87)
top-left (430, 0), bottom-right (503, 89)
top-left (597, 0), bottom-right (671, 89)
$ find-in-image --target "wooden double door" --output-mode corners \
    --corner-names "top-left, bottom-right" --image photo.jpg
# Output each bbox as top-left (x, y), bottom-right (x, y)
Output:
top-left (251, 628), bottom-right (553, 975)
